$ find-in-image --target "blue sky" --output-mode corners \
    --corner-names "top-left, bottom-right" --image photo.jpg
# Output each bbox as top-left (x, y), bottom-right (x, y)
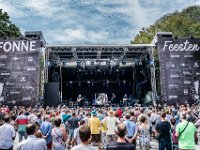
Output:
top-left (0, 0), bottom-right (199, 44)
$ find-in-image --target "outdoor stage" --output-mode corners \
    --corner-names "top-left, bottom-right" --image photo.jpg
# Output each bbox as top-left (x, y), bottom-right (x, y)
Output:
top-left (44, 44), bottom-right (156, 107)
top-left (1, 32), bottom-right (199, 107)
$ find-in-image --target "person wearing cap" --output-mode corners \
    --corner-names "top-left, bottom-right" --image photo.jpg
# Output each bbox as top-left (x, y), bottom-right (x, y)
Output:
top-left (0, 115), bottom-right (16, 150)
top-left (101, 110), bottom-right (120, 146)
top-left (88, 110), bottom-right (101, 147)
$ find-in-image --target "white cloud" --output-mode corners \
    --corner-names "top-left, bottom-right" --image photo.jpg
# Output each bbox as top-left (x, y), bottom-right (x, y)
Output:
top-left (47, 28), bottom-right (110, 44)
top-left (22, 0), bottom-right (59, 17)
top-left (0, 0), bottom-right (199, 44)
top-left (0, 1), bottom-right (25, 19)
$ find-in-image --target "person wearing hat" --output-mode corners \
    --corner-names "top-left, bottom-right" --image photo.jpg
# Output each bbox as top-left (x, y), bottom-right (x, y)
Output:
top-left (88, 110), bottom-right (101, 147)
top-left (101, 110), bottom-right (121, 147)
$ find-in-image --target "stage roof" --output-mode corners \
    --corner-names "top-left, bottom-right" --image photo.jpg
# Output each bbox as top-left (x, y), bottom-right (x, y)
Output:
top-left (45, 44), bottom-right (155, 67)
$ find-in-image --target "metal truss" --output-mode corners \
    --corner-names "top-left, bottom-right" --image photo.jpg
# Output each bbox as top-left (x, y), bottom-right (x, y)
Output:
top-left (46, 45), bottom-right (154, 66)
top-left (149, 46), bottom-right (157, 106)
top-left (44, 47), bottom-right (50, 83)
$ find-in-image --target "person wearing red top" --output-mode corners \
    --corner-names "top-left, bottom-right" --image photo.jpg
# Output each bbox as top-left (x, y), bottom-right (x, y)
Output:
top-left (16, 110), bottom-right (29, 142)
top-left (117, 108), bottom-right (123, 118)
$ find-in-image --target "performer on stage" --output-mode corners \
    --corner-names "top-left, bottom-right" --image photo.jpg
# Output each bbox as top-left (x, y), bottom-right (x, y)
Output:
top-left (111, 93), bottom-right (116, 104)
top-left (123, 93), bottom-right (128, 106)
top-left (103, 94), bottom-right (108, 105)
top-left (77, 94), bottom-right (84, 106)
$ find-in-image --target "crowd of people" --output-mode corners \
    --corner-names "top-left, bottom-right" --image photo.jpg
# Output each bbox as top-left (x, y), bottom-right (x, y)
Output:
top-left (0, 103), bottom-right (199, 150)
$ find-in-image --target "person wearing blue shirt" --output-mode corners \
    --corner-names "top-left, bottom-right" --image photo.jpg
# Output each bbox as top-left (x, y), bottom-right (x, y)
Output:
top-left (40, 115), bottom-right (53, 150)
top-left (123, 114), bottom-right (138, 149)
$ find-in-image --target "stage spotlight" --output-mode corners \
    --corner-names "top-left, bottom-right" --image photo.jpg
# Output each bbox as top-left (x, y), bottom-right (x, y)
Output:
top-left (122, 59), bottom-right (126, 65)
top-left (123, 80), bottom-right (126, 84)
top-left (86, 60), bottom-right (90, 65)
top-left (47, 60), bottom-right (52, 68)
top-left (110, 60), bottom-right (116, 66)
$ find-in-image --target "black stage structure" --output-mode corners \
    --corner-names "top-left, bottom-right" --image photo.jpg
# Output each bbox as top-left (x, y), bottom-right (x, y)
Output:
top-left (44, 45), bottom-right (156, 107)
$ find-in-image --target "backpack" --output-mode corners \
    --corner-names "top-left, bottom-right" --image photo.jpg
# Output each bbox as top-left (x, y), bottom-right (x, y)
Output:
top-left (172, 129), bottom-right (178, 144)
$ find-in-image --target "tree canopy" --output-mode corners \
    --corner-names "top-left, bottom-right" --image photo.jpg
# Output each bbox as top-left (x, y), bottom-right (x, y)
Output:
top-left (0, 9), bottom-right (21, 38)
top-left (131, 5), bottom-right (200, 95)
top-left (131, 5), bottom-right (200, 44)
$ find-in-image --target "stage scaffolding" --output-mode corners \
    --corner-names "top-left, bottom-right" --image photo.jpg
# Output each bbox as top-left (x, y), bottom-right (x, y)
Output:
top-left (44, 44), bottom-right (157, 105)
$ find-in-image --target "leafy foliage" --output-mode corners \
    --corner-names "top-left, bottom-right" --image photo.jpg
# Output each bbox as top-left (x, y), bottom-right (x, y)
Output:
top-left (0, 9), bottom-right (21, 38)
top-left (131, 5), bottom-right (200, 44)
top-left (131, 5), bottom-right (200, 95)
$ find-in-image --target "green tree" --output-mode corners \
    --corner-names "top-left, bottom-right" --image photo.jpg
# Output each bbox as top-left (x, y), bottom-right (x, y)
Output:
top-left (0, 9), bottom-right (21, 38)
top-left (131, 5), bottom-right (200, 44)
top-left (131, 5), bottom-right (200, 95)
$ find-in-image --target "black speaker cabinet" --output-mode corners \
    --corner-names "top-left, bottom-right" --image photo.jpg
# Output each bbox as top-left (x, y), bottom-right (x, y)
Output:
top-left (44, 82), bottom-right (59, 107)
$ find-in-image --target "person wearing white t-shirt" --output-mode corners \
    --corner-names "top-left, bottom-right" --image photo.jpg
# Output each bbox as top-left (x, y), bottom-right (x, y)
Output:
top-left (0, 115), bottom-right (16, 150)
top-left (101, 110), bottom-right (120, 145)
top-left (74, 120), bottom-right (86, 145)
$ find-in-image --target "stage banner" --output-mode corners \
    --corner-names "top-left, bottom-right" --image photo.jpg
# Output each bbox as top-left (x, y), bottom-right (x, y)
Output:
top-left (157, 38), bottom-right (200, 104)
top-left (0, 39), bottom-right (41, 106)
